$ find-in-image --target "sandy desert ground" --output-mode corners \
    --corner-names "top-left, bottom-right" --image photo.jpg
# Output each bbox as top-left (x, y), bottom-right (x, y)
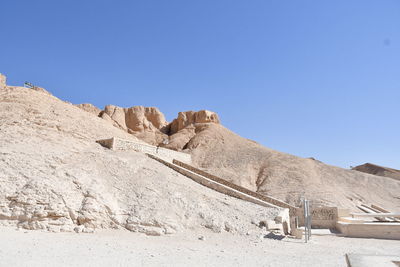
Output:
top-left (1, 227), bottom-right (400, 267)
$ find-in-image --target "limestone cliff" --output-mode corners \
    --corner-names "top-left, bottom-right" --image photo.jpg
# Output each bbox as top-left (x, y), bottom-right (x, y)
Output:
top-left (169, 110), bottom-right (220, 135)
top-left (99, 105), bottom-right (169, 145)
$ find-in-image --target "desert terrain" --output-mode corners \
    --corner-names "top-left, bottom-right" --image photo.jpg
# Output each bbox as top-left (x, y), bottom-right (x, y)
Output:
top-left (1, 76), bottom-right (400, 266)
top-left (1, 227), bottom-right (399, 267)
top-left (75, 86), bottom-right (400, 212)
top-left (0, 83), bottom-right (281, 235)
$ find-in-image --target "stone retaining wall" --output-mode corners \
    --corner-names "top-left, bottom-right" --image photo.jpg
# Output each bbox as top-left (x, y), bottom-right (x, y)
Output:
top-left (148, 154), bottom-right (281, 209)
top-left (173, 159), bottom-right (297, 214)
top-left (337, 221), bottom-right (400, 240)
top-left (148, 154), bottom-right (292, 234)
top-left (97, 137), bottom-right (191, 163)
top-left (296, 206), bottom-right (338, 229)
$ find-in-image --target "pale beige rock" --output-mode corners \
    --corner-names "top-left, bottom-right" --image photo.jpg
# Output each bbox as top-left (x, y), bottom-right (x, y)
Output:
top-left (102, 105), bottom-right (168, 145)
top-left (169, 110), bottom-right (220, 135)
top-left (166, 125), bottom-right (196, 150)
top-left (103, 105), bottom-right (127, 129)
top-left (0, 73), bottom-right (6, 89)
top-left (75, 103), bottom-right (102, 116)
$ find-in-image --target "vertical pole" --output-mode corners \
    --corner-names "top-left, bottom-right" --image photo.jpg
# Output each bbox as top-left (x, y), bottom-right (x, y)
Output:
top-left (308, 200), bottom-right (311, 240)
top-left (304, 199), bottom-right (308, 243)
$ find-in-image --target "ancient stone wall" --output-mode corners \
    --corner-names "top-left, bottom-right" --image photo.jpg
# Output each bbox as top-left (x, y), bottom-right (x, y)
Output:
top-left (0, 73), bottom-right (6, 89)
top-left (148, 154), bottom-right (280, 209)
top-left (173, 159), bottom-right (297, 213)
top-left (96, 137), bottom-right (191, 164)
top-left (148, 154), bottom-right (292, 234)
top-left (337, 221), bottom-right (400, 240)
top-left (296, 206), bottom-right (338, 229)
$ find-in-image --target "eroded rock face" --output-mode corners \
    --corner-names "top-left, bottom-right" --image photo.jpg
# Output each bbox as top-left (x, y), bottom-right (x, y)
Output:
top-left (100, 105), bottom-right (169, 145)
top-left (169, 110), bottom-right (220, 135)
top-left (125, 106), bottom-right (168, 132)
top-left (75, 103), bottom-right (102, 116)
top-left (102, 105), bottom-right (168, 132)
top-left (93, 105), bottom-right (221, 146)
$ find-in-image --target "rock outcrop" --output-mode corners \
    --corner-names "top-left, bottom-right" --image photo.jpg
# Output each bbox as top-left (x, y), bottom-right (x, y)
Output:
top-left (93, 107), bottom-right (220, 146)
top-left (169, 110), bottom-right (220, 135)
top-left (100, 105), bottom-right (169, 145)
top-left (75, 103), bottom-right (102, 116)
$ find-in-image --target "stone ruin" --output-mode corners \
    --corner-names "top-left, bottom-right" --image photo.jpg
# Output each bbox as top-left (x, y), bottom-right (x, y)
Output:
top-left (0, 73), bottom-right (6, 89)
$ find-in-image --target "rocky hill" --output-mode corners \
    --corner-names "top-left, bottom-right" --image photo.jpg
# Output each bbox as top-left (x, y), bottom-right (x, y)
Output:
top-left (0, 76), bottom-right (280, 234)
top-left (1, 72), bottom-right (399, 237)
top-left (74, 97), bottom-right (400, 212)
top-left (171, 123), bottom-right (400, 210)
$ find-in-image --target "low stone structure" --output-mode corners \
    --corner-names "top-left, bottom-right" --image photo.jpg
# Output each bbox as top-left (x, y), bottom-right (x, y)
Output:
top-left (336, 207), bottom-right (400, 240)
top-left (346, 254), bottom-right (400, 267)
top-left (173, 159), bottom-right (297, 212)
top-left (338, 221), bottom-right (400, 240)
top-left (148, 154), bottom-right (291, 234)
top-left (97, 137), bottom-right (191, 164)
top-left (296, 206), bottom-right (339, 229)
top-left (0, 73), bottom-right (6, 89)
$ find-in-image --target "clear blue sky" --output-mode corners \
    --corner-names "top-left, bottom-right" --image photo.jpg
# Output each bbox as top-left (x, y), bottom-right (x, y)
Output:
top-left (1, 1), bottom-right (399, 169)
